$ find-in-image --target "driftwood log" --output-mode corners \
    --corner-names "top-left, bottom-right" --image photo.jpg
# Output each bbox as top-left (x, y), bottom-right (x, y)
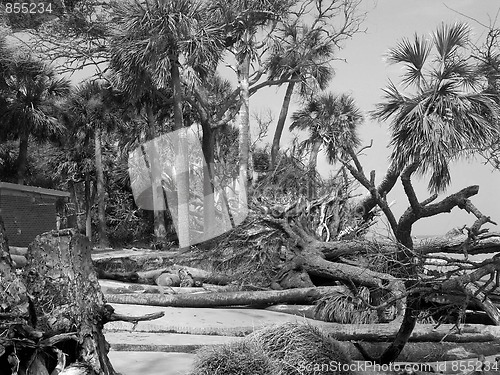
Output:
top-left (99, 279), bottom-right (257, 294)
top-left (96, 264), bottom-right (230, 286)
top-left (105, 286), bottom-right (343, 307)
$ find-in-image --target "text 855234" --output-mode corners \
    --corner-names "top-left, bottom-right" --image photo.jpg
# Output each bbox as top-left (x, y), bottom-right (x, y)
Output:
top-left (3, 2), bottom-right (52, 14)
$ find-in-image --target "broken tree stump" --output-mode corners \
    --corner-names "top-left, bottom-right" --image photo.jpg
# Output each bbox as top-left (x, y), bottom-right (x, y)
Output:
top-left (22, 229), bottom-right (118, 374)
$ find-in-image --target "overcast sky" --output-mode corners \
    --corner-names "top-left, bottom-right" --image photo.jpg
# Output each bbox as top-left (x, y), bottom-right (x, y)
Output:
top-left (252, 0), bottom-right (500, 237)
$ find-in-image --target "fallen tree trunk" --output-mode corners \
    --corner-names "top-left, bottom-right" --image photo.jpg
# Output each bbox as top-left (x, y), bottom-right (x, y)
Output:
top-left (97, 265), bottom-right (231, 286)
top-left (104, 286), bottom-right (346, 307)
top-left (267, 304), bottom-right (496, 325)
top-left (319, 232), bottom-right (500, 260)
top-left (428, 290), bottom-right (500, 308)
top-left (343, 341), bottom-right (500, 362)
top-left (417, 232), bottom-right (500, 256)
top-left (91, 249), bottom-right (178, 272)
top-left (97, 268), bottom-right (140, 283)
top-left (316, 322), bottom-right (500, 343)
top-left (265, 304), bottom-right (317, 319)
top-left (99, 279), bottom-right (243, 295)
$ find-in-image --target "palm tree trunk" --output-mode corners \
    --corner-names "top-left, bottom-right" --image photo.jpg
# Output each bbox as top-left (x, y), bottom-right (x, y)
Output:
top-left (307, 139), bottom-right (321, 199)
top-left (270, 80), bottom-right (295, 169)
top-left (16, 132), bottom-right (29, 185)
top-left (171, 57), bottom-right (190, 251)
top-left (237, 53), bottom-right (250, 211)
top-left (145, 104), bottom-right (167, 243)
top-left (94, 126), bottom-right (109, 248)
top-left (201, 120), bottom-right (216, 241)
top-left (84, 172), bottom-right (92, 241)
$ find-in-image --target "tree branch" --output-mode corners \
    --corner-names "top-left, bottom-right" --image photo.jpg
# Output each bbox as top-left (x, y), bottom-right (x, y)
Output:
top-left (400, 162), bottom-right (420, 213)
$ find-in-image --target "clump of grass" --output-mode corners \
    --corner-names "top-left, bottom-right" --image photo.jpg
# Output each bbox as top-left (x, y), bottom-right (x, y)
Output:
top-left (190, 339), bottom-right (278, 375)
top-left (250, 322), bottom-right (352, 375)
top-left (313, 287), bottom-right (378, 324)
top-left (190, 322), bottom-right (352, 375)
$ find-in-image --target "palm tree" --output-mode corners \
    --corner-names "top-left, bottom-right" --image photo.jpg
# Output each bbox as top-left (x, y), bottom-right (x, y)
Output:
top-left (267, 21), bottom-right (334, 169)
top-left (110, 62), bottom-right (173, 242)
top-left (372, 22), bottom-right (500, 193)
top-left (188, 74), bottom-right (236, 238)
top-left (61, 81), bottom-right (124, 247)
top-left (367, 23), bottom-right (500, 365)
top-left (290, 92), bottom-right (362, 199)
top-left (217, 0), bottom-right (293, 210)
top-left (0, 54), bottom-right (70, 184)
top-left (0, 37), bottom-right (12, 118)
top-left (0, 36), bottom-right (12, 96)
top-left (109, 0), bottom-right (224, 250)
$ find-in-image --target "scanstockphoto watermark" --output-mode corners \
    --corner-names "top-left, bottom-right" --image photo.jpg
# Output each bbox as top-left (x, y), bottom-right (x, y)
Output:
top-left (297, 361), bottom-right (436, 373)
top-left (128, 125), bottom-right (248, 246)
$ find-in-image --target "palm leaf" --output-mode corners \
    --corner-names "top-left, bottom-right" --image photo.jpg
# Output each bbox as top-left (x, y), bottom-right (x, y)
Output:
top-left (433, 22), bottom-right (469, 61)
top-left (387, 33), bottom-right (431, 87)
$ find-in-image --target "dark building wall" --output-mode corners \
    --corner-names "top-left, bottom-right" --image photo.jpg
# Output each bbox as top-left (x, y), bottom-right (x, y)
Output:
top-left (0, 190), bottom-right (58, 247)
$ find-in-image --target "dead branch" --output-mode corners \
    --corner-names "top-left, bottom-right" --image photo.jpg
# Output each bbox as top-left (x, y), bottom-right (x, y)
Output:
top-left (105, 309), bottom-right (165, 323)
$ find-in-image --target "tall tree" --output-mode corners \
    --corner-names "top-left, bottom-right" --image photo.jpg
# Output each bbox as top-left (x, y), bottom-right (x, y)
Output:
top-left (61, 80), bottom-right (123, 247)
top-left (217, 0), bottom-right (293, 211)
top-left (290, 92), bottom-right (362, 198)
top-left (267, 22), bottom-right (334, 169)
top-left (186, 75), bottom-right (240, 239)
top-left (473, 24), bottom-right (500, 170)
top-left (109, 57), bottom-right (173, 242)
top-left (368, 22), bottom-right (500, 363)
top-left (110, 0), bottom-right (224, 250)
top-left (373, 22), bottom-right (500, 193)
top-left (0, 52), bottom-right (70, 185)
top-left (267, 0), bottom-right (365, 169)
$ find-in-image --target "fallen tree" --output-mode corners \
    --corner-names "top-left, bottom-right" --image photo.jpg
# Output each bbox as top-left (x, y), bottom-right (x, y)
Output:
top-left (319, 231), bottom-right (500, 260)
top-left (202, 145), bottom-right (500, 365)
top-left (99, 279), bottom-right (239, 294)
top-left (96, 264), bottom-right (231, 286)
top-left (105, 286), bottom-right (345, 307)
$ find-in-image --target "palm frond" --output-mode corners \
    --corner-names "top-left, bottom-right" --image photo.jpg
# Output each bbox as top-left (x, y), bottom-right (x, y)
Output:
top-left (439, 59), bottom-right (480, 91)
top-left (433, 22), bottom-right (469, 61)
top-left (371, 80), bottom-right (409, 121)
top-left (387, 33), bottom-right (431, 87)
